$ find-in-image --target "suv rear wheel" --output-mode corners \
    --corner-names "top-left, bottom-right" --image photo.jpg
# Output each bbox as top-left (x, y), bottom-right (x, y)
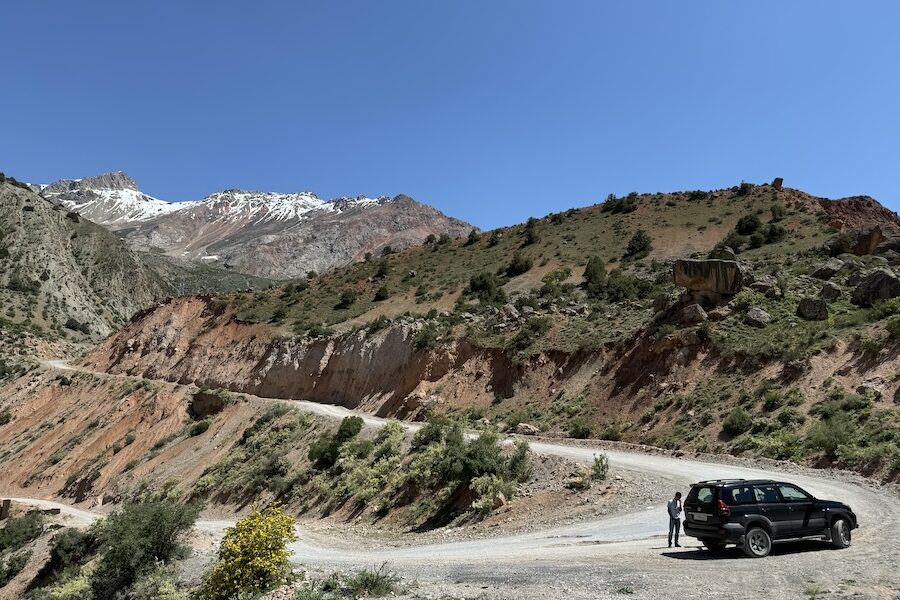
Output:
top-left (831, 518), bottom-right (851, 549)
top-left (743, 527), bottom-right (772, 558)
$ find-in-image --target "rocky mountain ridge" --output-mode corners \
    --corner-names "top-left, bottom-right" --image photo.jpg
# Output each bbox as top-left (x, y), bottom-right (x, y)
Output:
top-left (0, 178), bottom-right (167, 343)
top-left (79, 181), bottom-right (900, 483)
top-left (42, 172), bottom-right (474, 278)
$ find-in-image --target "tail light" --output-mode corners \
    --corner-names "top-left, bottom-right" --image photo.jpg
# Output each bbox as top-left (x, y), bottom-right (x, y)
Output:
top-left (717, 499), bottom-right (730, 516)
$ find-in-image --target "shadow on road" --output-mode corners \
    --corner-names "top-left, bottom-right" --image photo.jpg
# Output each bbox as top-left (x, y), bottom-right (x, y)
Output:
top-left (661, 540), bottom-right (834, 560)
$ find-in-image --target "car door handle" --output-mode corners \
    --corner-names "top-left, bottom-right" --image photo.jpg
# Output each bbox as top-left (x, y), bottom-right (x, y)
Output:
top-left (759, 508), bottom-right (767, 513)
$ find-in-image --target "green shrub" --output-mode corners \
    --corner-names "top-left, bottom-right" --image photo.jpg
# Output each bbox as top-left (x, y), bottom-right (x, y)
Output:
top-left (0, 549), bottom-right (31, 586)
top-left (735, 214), bottom-right (762, 235)
top-left (345, 564), bottom-right (399, 598)
top-left (721, 231), bottom-right (747, 251)
top-left (467, 272), bottom-right (506, 305)
top-left (374, 259), bottom-right (390, 279)
top-left (34, 527), bottom-right (98, 586)
top-left (465, 229), bottom-right (481, 246)
top-left (335, 289), bottom-right (358, 309)
top-left (766, 223), bottom-right (787, 242)
top-left (592, 453), bottom-right (609, 480)
top-left (373, 285), bottom-right (390, 301)
top-left (770, 204), bottom-right (787, 222)
top-left (886, 316), bottom-right (900, 338)
top-left (582, 255), bottom-right (607, 299)
top-left (596, 422), bottom-right (622, 441)
top-left (605, 269), bottom-right (652, 302)
top-left (806, 414), bottom-right (856, 459)
top-left (722, 408), bottom-right (752, 437)
top-left (189, 419), bottom-right (211, 436)
top-left (89, 500), bottom-right (199, 600)
top-left (505, 252), bottom-right (533, 277)
top-left (601, 194), bottom-right (637, 214)
top-left (413, 322), bottom-right (440, 350)
top-left (736, 182), bottom-right (754, 196)
top-left (568, 417), bottom-right (594, 439)
top-left (624, 229), bottom-right (652, 259)
top-left (308, 416), bottom-right (364, 470)
top-left (128, 566), bottom-right (187, 600)
top-left (0, 510), bottom-right (43, 552)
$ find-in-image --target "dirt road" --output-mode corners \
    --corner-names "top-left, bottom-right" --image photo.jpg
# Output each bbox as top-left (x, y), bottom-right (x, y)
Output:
top-left (18, 360), bottom-right (900, 599)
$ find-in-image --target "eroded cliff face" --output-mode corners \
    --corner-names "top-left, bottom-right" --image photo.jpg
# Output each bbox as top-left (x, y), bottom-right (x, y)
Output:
top-left (85, 297), bottom-right (555, 418)
top-left (83, 297), bottom-right (711, 427)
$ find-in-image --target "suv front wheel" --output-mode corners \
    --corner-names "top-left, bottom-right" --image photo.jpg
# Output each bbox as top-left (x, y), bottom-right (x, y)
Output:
top-left (743, 527), bottom-right (772, 558)
top-left (831, 518), bottom-right (851, 549)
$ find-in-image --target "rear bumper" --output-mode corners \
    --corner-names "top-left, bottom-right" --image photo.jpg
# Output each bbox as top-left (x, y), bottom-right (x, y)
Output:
top-left (684, 522), bottom-right (744, 544)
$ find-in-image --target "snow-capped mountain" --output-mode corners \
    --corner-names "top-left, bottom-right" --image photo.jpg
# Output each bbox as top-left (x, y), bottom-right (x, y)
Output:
top-left (41, 172), bottom-right (188, 226)
top-left (42, 172), bottom-right (472, 279)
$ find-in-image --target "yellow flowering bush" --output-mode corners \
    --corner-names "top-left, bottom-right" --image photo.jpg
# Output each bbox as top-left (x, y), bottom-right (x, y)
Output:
top-left (198, 504), bottom-right (297, 600)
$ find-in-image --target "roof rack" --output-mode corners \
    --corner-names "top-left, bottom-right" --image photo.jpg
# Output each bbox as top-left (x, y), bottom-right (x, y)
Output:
top-left (695, 478), bottom-right (747, 484)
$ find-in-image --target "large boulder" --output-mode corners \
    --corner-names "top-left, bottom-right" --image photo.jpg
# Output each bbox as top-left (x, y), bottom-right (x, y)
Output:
top-left (673, 259), bottom-right (747, 295)
top-left (708, 246), bottom-right (738, 261)
top-left (811, 259), bottom-right (844, 280)
top-left (851, 268), bottom-right (900, 307)
top-left (854, 225), bottom-right (884, 256)
top-left (796, 298), bottom-right (828, 321)
top-left (749, 276), bottom-right (781, 298)
top-left (514, 423), bottom-right (540, 436)
top-left (679, 303), bottom-right (708, 325)
top-left (744, 307), bottom-right (771, 328)
top-left (819, 282), bottom-right (842, 301)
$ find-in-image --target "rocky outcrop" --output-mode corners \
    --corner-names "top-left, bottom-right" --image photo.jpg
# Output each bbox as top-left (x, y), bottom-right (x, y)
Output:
top-left (679, 304), bottom-right (708, 325)
top-left (851, 268), bottom-right (900, 307)
top-left (744, 307), bottom-right (771, 328)
top-left (820, 282), bottom-right (842, 301)
top-left (42, 171), bottom-right (140, 194)
top-left (797, 298), bottom-right (828, 321)
top-left (749, 277), bottom-right (781, 298)
top-left (673, 259), bottom-right (746, 295)
top-left (853, 226), bottom-right (885, 256)
top-left (514, 423), bottom-right (540, 436)
top-left (812, 259), bottom-right (844, 280)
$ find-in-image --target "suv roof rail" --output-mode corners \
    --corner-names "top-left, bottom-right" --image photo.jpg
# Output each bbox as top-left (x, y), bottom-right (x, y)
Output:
top-left (695, 478), bottom-right (747, 484)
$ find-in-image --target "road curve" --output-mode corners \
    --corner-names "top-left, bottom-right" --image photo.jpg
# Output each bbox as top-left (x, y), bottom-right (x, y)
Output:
top-left (18, 360), bottom-right (900, 587)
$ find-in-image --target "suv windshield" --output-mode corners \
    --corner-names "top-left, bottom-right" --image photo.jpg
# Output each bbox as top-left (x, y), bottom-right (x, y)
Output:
top-left (687, 485), bottom-right (716, 506)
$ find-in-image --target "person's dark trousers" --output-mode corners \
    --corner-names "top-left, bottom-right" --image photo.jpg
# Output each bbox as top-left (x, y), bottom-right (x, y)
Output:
top-left (668, 517), bottom-right (681, 547)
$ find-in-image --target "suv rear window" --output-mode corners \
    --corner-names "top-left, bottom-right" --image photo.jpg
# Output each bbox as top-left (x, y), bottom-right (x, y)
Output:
top-left (687, 485), bottom-right (716, 506)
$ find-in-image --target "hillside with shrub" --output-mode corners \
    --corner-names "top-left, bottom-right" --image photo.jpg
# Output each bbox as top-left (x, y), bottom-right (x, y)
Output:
top-left (83, 181), bottom-right (900, 483)
top-left (0, 173), bottom-right (279, 381)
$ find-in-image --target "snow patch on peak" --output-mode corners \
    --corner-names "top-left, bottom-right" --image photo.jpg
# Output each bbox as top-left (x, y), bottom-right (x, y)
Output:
top-left (199, 190), bottom-right (331, 223)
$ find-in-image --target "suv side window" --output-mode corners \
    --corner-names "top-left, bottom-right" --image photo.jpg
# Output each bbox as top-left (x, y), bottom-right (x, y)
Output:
top-left (777, 484), bottom-right (811, 502)
top-left (722, 485), bottom-right (755, 505)
top-left (753, 484), bottom-right (781, 503)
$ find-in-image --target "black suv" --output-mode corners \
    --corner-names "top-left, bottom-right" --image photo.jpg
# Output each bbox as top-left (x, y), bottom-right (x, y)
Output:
top-left (682, 479), bottom-right (858, 557)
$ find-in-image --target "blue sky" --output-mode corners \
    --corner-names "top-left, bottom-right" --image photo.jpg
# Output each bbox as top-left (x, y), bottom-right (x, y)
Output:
top-left (2, 1), bottom-right (899, 229)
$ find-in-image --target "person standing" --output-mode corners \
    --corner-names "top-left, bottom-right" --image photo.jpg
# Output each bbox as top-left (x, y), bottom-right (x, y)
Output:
top-left (667, 491), bottom-right (683, 548)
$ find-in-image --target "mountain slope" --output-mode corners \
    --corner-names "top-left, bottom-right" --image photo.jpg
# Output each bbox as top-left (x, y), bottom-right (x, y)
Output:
top-left (84, 181), bottom-right (900, 482)
top-left (43, 172), bottom-right (474, 279)
top-left (0, 176), bottom-right (166, 342)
